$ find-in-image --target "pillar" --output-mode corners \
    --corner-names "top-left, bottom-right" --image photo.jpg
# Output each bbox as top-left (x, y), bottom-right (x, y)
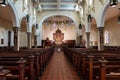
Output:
top-left (79, 35), bottom-right (83, 46)
top-left (13, 27), bottom-right (20, 51)
top-left (86, 32), bottom-right (90, 48)
top-left (98, 27), bottom-right (104, 51)
top-left (34, 35), bottom-right (37, 48)
top-left (27, 32), bottom-right (32, 49)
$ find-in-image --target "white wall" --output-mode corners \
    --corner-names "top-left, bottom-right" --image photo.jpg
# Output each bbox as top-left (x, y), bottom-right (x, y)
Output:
top-left (19, 32), bottom-right (27, 47)
top-left (0, 18), bottom-right (14, 46)
top-left (42, 23), bottom-right (76, 41)
top-left (104, 16), bottom-right (120, 46)
top-left (90, 24), bottom-right (98, 46)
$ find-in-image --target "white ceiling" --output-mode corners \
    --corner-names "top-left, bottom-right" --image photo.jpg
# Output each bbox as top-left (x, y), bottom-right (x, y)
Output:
top-left (0, 1), bottom-right (120, 26)
top-left (39, 0), bottom-right (78, 11)
top-left (43, 15), bottom-right (75, 25)
top-left (91, 3), bottom-right (120, 25)
top-left (105, 4), bottom-right (120, 22)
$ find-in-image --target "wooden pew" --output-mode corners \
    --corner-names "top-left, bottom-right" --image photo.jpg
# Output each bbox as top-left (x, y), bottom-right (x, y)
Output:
top-left (63, 46), bottom-right (120, 80)
top-left (84, 54), bottom-right (120, 80)
top-left (0, 54), bottom-right (35, 80)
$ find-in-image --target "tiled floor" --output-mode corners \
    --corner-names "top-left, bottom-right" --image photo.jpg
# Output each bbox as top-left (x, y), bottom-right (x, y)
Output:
top-left (40, 51), bottom-right (80, 80)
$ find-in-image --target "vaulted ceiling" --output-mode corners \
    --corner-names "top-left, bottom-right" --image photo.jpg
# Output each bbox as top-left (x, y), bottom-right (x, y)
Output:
top-left (0, 5), bottom-right (13, 22)
top-left (39, 0), bottom-right (79, 11)
top-left (0, 0), bottom-right (120, 27)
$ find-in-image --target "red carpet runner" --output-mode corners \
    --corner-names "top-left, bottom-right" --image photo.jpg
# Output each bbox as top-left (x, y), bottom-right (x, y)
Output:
top-left (40, 51), bottom-right (80, 80)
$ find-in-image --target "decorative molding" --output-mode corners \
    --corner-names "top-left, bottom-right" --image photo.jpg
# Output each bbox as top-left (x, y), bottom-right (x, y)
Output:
top-left (22, 6), bottom-right (26, 12)
top-left (32, 0), bottom-right (39, 6)
top-left (91, 6), bottom-right (95, 12)
top-left (99, 0), bottom-right (104, 5)
top-left (13, 0), bottom-right (17, 4)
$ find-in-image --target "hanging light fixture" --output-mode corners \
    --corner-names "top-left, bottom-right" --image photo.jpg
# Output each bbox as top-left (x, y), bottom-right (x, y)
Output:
top-left (26, 14), bottom-right (29, 22)
top-left (0, 0), bottom-right (7, 7)
top-left (110, 0), bottom-right (117, 7)
top-left (88, 14), bottom-right (92, 23)
top-left (36, 24), bottom-right (38, 29)
top-left (79, 23), bottom-right (82, 29)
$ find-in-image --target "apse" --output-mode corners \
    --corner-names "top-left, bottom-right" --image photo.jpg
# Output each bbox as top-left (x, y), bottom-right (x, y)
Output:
top-left (42, 15), bottom-right (76, 44)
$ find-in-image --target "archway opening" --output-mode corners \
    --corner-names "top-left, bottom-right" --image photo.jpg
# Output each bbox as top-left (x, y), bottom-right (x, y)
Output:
top-left (0, 4), bottom-right (16, 50)
top-left (90, 17), bottom-right (98, 48)
top-left (20, 17), bottom-right (27, 49)
top-left (42, 15), bottom-right (76, 47)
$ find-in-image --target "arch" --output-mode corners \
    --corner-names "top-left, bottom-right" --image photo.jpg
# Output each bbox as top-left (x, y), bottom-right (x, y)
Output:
top-left (96, 0), bottom-right (110, 27)
top-left (20, 13), bottom-right (37, 33)
top-left (20, 17), bottom-right (27, 31)
top-left (30, 22), bottom-right (36, 33)
top-left (38, 12), bottom-right (79, 28)
top-left (8, 0), bottom-right (20, 27)
top-left (19, 13), bottom-right (28, 25)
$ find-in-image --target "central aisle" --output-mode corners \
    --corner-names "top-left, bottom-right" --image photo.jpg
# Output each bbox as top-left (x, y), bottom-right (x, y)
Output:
top-left (40, 50), bottom-right (80, 80)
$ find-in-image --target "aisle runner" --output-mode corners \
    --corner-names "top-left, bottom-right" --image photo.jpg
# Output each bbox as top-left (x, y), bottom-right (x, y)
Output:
top-left (40, 51), bottom-right (80, 80)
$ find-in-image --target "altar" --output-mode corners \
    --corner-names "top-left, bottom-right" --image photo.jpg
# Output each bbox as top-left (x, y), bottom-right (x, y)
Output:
top-left (53, 28), bottom-right (64, 44)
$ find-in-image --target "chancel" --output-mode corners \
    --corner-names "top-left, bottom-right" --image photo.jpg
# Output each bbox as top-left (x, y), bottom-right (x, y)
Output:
top-left (0, 0), bottom-right (120, 80)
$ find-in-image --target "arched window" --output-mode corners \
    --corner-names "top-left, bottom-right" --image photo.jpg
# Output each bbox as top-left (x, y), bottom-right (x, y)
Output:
top-left (105, 31), bottom-right (109, 45)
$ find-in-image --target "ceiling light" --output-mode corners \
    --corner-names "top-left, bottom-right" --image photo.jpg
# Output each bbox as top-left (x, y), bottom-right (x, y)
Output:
top-left (110, 0), bottom-right (117, 7)
top-left (0, 0), bottom-right (7, 7)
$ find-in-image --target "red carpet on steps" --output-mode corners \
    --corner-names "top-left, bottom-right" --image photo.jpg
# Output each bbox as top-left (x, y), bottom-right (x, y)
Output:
top-left (40, 51), bottom-right (80, 80)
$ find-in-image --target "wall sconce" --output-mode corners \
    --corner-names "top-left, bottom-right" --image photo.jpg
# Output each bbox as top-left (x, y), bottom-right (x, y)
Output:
top-left (88, 14), bottom-right (92, 23)
top-left (0, 0), bottom-right (7, 7)
top-left (118, 16), bottom-right (120, 24)
top-left (79, 23), bottom-right (82, 29)
top-left (26, 14), bottom-right (29, 22)
top-left (118, 8), bottom-right (120, 24)
top-left (110, 0), bottom-right (117, 7)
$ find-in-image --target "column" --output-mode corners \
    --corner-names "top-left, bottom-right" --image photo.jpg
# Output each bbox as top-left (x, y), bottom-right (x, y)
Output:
top-left (13, 27), bottom-right (20, 51)
top-left (79, 35), bottom-right (83, 46)
top-left (34, 35), bottom-right (37, 48)
top-left (27, 32), bottom-right (32, 49)
top-left (98, 27), bottom-right (104, 51)
top-left (86, 32), bottom-right (90, 48)
top-left (76, 35), bottom-right (80, 46)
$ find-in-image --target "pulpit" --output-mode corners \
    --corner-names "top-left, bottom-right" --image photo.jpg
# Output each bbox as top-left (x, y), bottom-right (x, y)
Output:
top-left (53, 28), bottom-right (64, 44)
